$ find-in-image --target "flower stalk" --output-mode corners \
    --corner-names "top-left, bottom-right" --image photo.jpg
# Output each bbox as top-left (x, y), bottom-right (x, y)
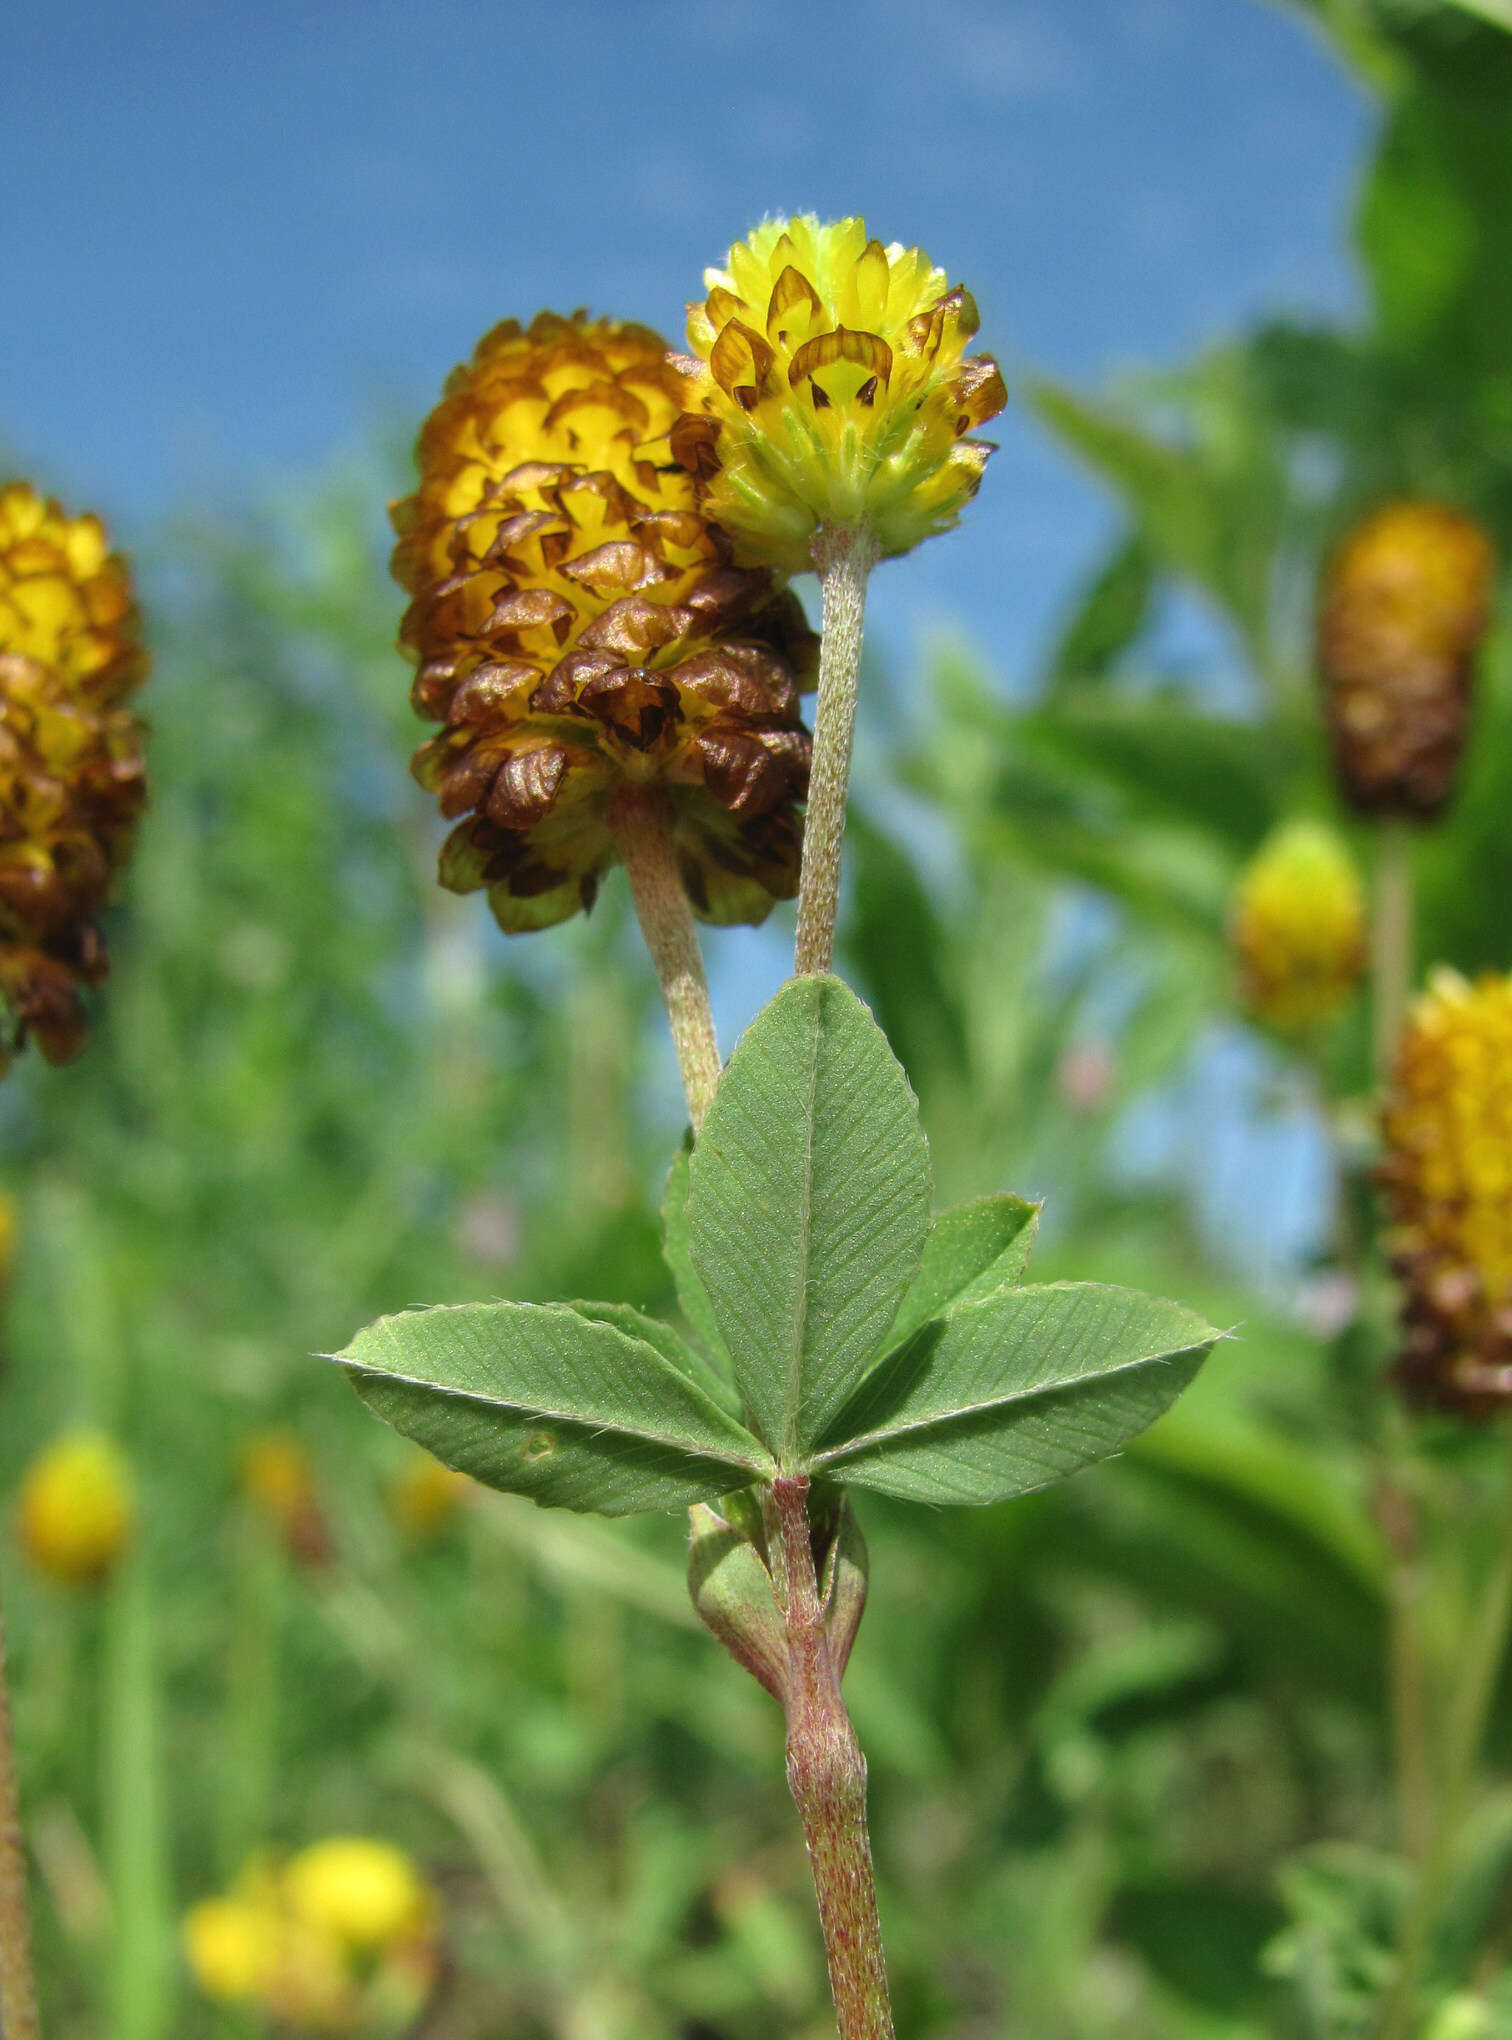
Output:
top-left (1371, 821), bottom-right (1414, 1085)
top-left (765, 1477), bottom-right (892, 2040)
top-left (0, 1587), bottom-right (41, 2040)
top-left (607, 789), bottom-right (721, 1133)
top-left (795, 528), bottom-right (879, 977)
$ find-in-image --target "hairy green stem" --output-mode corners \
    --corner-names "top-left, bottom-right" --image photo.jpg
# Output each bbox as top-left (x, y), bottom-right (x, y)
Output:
top-left (0, 1584), bottom-right (41, 2040)
top-left (1371, 821), bottom-right (1414, 1087)
top-left (767, 1477), bottom-right (893, 2040)
top-left (1378, 1442), bottom-right (1433, 1867)
top-left (608, 789), bottom-right (721, 1133)
top-left (1380, 1433), bottom-right (1512, 2040)
top-left (794, 527), bottom-right (879, 978)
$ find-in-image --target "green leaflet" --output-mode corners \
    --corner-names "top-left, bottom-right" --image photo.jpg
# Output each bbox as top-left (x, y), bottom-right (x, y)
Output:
top-left (811, 1284), bottom-right (1218, 1506)
top-left (886, 1194), bottom-right (1041, 1351)
top-left (334, 1301), bottom-right (772, 1517)
top-left (686, 976), bottom-right (931, 1462)
top-left (571, 1297), bottom-right (739, 1418)
top-left (660, 1142), bottom-right (734, 1380)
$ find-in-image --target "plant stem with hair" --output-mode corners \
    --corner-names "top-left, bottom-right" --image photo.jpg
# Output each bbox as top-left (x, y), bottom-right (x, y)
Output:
top-left (1371, 820), bottom-right (1413, 1085)
top-left (1381, 1431), bottom-right (1512, 2040)
top-left (0, 1585), bottom-right (41, 2040)
top-left (608, 789), bottom-right (721, 1133)
top-left (795, 527), bottom-right (879, 978)
top-left (766, 1476), bottom-right (893, 2040)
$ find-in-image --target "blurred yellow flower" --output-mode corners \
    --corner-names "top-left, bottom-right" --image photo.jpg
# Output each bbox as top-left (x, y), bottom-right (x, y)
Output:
top-left (0, 482), bottom-right (145, 696)
top-left (1318, 500), bottom-right (1495, 822)
top-left (18, 1429), bottom-right (133, 1587)
top-left (183, 1894), bottom-right (277, 2002)
top-left (1381, 969), bottom-right (1512, 1413)
top-left (1229, 820), bottom-right (1367, 1035)
top-left (185, 1842), bottom-right (438, 2033)
top-left (240, 1428), bottom-right (332, 1568)
top-left (283, 1837), bottom-right (432, 1956)
top-left (0, 482), bottom-right (149, 1069)
top-left (387, 1448), bottom-right (469, 1542)
top-left (674, 215), bottom-right (1005, 572)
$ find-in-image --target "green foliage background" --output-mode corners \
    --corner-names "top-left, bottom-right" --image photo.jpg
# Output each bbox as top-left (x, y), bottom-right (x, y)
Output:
top-left (6, 3), bottom-right (1512, 2034)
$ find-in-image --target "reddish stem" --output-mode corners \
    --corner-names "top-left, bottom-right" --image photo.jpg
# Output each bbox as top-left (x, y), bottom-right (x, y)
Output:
top-left (768, 1477), bottom-right (893, 2040)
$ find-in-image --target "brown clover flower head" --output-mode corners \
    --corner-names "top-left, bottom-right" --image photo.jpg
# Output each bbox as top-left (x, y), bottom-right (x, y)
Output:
top-left (1380, 969), bottom-right (1512, 1416)
top-left (671, 215), bottom-right (1006, 573)
top-left (1229, 820), bottom-right (1367, 1037)
top-left (0, 483), bottom-right (148, 1068)
top-left (1318, 501), bottom-right (1496, 821)
top-left (391, 312), bottom-right (815, 933)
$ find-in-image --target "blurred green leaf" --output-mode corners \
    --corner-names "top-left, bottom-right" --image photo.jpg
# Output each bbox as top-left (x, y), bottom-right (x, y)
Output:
top-left (811, 1285), bottom-right (1217, 1505)
top-left (686, 977), bottom-right (931, 1459)
top-left (1044, 531), bottom-right (1157, 694)
top-left (1030, 372), bottom-right (1285, 666)
top-left (844, 811), bottom-right (968, 1088)
top-left (335, 1301), bottom-right (772, 1513)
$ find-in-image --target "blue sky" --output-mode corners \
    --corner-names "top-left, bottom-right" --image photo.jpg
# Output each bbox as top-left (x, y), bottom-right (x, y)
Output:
top-left (6, 0), bottom-right (1370, 682)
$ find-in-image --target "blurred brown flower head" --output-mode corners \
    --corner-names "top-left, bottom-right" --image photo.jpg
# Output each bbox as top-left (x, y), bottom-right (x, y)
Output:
top-left (391, 312), bottom-right (815, 933)
top-left (0, 482), bottom-right (148, 1068)
top-left (1229, 820), bottom-right (1367, 1037)
top-left (240, 1429), bottom-right (333, 1569)
top-left (1380, 969), bottom-right (1512, 1415)
top-left (1318, 501), bottom-right (1496, 822)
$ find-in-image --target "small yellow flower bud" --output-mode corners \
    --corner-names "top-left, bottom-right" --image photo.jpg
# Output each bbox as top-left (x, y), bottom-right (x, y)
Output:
top-left (1318, 501), bottom-right (1495, 821)
top-left (387, 1447), bottom-right (469, 1542)
top-left (1229, 820), bottom-right (1367, 1035)
top-left (17, 1429), bottom-right (134, 1587)
top-left (282, 1837), bottom-right (431, 1956)
top-left (182, 1895), bottom-right (276, 2002)
top-left (674, 215), bottom-right (1005, 572)
top-left (1381, 969), bottom-right (1512, 1413)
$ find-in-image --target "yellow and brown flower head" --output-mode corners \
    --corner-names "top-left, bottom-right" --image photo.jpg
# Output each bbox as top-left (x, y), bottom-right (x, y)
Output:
top-left (1229, 819), bottom-right (1367, 1036)
top-left (0, 482), bottom-right (148, 1068)
top-left (671, 215), bottom-right (1006, 572)
top-left (1318, 501), bottom-right (1496, 822)
top-left (391, 312), bottom-right (816, 933)
top-left (1380, 970), bottom-right (1512, 1415)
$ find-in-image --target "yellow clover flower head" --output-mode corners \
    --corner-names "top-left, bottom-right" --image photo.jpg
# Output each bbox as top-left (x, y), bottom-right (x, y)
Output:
top-left (392, 312), bottom-right (817, 934)
top-left (1380, 969), bottom-right (1512, 1414)
top-left (1229, 820), bottom-right (1367, 1036)
top-left (283, 1837), bottom-right (432, 1956)
top-left (183, 1895), bottom-right (279, 2004)
top-left (672, 215), bottom-right (1006, 572)
top-left (18, 1428), bottom-right (134, 1587)
top-left (1318, 500), bottom-right (1496, 822)
top-left (186, 1844), bottom-right (439, 2033)
top-left (0, 481), bottom-right (149, 1070)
